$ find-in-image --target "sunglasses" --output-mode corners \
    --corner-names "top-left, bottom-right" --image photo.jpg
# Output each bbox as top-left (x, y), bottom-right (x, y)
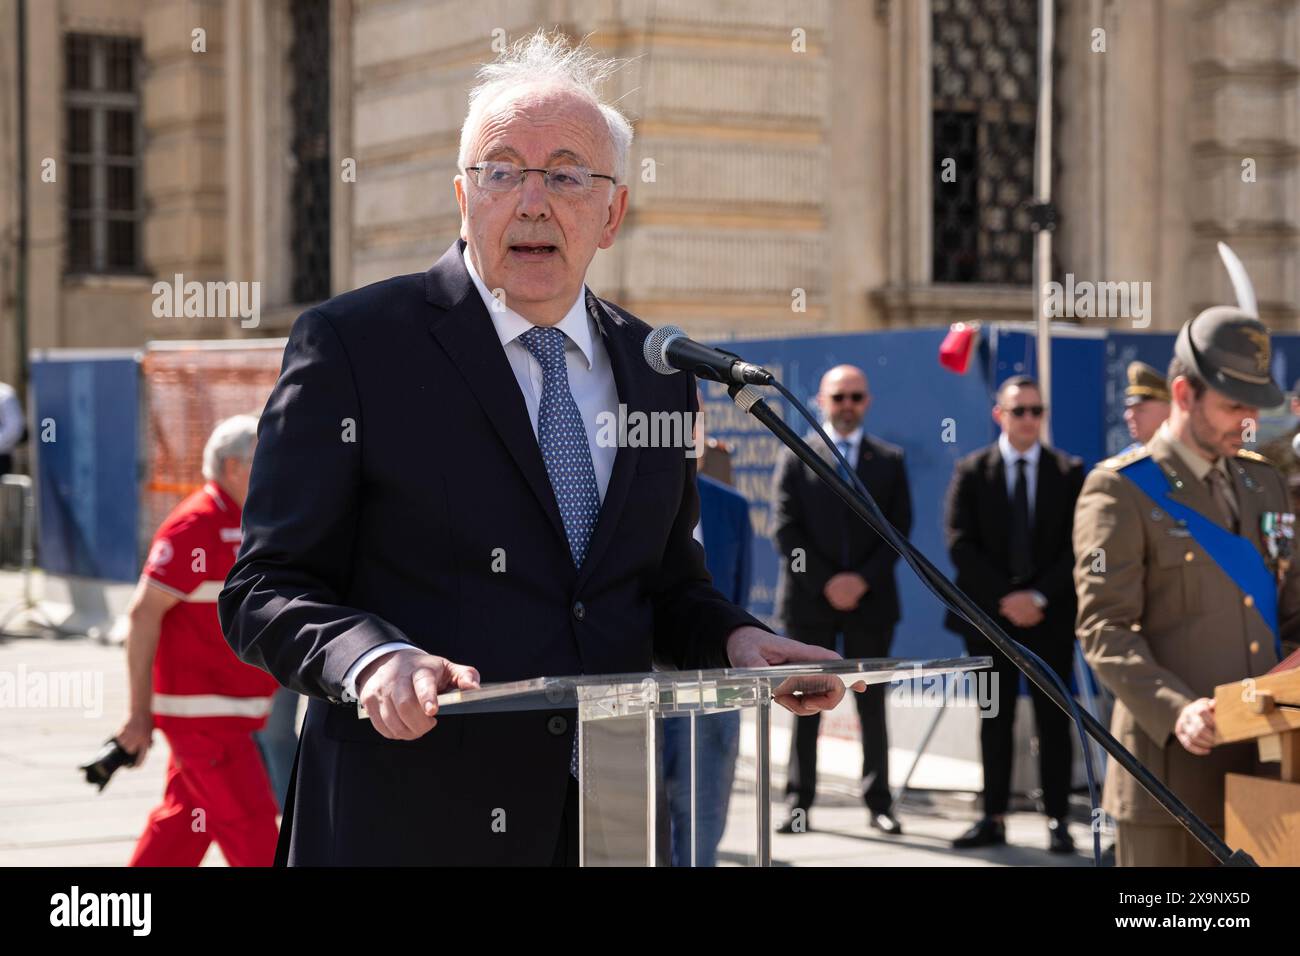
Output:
top-left (829, 392), bottom-right (866, 403)
top-left (1005, 405), bottom-right (1045, 418)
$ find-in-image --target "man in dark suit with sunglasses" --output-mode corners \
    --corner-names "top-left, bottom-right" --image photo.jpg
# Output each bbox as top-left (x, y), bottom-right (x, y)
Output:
top-left (943, 375), bottom-right (1085, 853)
top-left (771, 365), bottom-right (913, 837)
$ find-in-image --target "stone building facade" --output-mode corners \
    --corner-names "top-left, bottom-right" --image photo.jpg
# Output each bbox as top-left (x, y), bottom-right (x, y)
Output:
top-left (1, 0), bottom-right (1298, 392)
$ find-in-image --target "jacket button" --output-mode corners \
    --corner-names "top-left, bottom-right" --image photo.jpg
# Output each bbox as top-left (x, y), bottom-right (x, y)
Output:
top-left (1250, 641), bottom-right (1260, 654)
top-left (547, 715), bottom-right (568, 736)
top-left (572, 601), bottom-right (586, 621)
top-left (1244, 595), bottom-right (1254, 608)
top-left (1184, 551), bottom-right (1194, 562)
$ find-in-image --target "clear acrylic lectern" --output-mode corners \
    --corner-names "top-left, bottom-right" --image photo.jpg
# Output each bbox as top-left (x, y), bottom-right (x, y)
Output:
top-left (424, 656), bottom-right (990, 867)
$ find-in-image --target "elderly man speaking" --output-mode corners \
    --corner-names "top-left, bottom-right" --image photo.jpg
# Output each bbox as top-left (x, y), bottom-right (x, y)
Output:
top-left (220, 32), bottom-right (848, 866)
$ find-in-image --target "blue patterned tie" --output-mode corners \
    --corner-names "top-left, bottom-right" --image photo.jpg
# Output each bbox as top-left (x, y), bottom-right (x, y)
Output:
top-left (519, 325), bottom-right (601, 780)
top-left (835, 439), bottom-right (854, 482)
top-left (519, 326), bottom-right (602, 566)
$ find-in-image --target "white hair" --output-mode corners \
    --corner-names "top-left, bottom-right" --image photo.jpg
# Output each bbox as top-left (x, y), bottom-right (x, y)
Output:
top-left (457, 30), bottom-right (634, 184)
top-left (202, 414), bottom-right (259, 481)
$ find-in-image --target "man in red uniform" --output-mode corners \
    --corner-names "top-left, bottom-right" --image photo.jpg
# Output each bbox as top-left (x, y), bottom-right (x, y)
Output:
top-left (116, 414), bottom-right (280, 866)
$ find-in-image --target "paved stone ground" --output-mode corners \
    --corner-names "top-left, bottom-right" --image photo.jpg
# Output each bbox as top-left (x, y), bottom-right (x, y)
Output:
top-left (756, 786), bottom-right (1097, 867)
top-left (0, 631), bottom-right (227, 866)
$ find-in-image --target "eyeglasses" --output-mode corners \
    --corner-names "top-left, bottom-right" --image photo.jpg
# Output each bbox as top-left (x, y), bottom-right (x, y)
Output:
top-left (829, 392), bottom-right (866, 404)
top-left (465, 161), bottom-right (617, 195)
top-left (1005, 405), bottom-right (1045, 418)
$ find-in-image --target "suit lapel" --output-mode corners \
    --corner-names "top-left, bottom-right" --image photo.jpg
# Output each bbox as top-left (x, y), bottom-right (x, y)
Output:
top-left (575, 293), bottom-right (643, 588)
top-left (806, 429), bottom-right (863, 491)
top-left (801, 428), bottom-right (837, 466)
top-left (985, 444), bottom-right (1011, 530)
top-left (854, 436), bottom-right (874, 484)
top-left (1032, 449), bottom-right (1056, 554)
top-left (424, 241), bottom-right (568, 550)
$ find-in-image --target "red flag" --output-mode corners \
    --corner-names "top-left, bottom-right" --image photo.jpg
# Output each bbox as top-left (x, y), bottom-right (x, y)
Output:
top-left (939, 322), bottom-right (979, 374)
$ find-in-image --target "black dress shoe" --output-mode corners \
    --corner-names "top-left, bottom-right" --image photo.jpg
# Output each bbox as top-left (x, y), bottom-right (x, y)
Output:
top-left (951, 817), bottom-right (1006, 849)
top-left (1048, 817), bottom-right (1076, 854)
top-left (777, 807), bottom-right (810, 834)
top-left (869, 812), bottom-right (903, 836)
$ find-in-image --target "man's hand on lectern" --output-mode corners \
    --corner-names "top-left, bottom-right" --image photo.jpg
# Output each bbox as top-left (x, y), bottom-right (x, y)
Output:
top-left (725, 626), bottom-right (868, 716)
top-left (358, 648), bottom-right (481, 741)
top-left (1174, 697), bottom-right (1217, 756)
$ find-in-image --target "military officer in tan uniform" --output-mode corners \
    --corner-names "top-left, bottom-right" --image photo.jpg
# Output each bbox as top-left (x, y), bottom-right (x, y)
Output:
top-left (1122, 361), bottom-right (1171, 446)
top-left (1074, 308), bottom-right (1300, 866)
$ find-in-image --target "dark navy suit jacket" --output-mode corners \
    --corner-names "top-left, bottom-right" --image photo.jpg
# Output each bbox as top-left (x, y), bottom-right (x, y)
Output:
top-left (697, 474), bottom-right (752, 608)
top-left (771, 432), bottom-right (912, 632)
top-left (942, 441), bottom-right (1085, 648)
top-left (218, 240), bottom-right (764, 865)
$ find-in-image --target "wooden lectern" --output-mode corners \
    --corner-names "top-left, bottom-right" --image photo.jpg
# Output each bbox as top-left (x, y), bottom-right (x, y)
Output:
top-left (1215, 652), bottom-right (1300, 866)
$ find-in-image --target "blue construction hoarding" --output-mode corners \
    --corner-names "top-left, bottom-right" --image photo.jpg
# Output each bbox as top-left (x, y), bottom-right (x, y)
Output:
top-left (702, 325), bottom-right (1300, 660)
top-left (28, 327), bottom-right (1300, 635)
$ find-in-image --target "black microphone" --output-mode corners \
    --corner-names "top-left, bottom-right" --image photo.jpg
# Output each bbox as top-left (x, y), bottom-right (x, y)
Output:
top-left (642, 325), bottom-right (774, 386)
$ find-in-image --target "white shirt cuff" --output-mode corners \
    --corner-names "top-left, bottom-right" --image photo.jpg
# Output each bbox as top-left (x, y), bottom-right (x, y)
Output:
top-left (342, 642), bottom-right (414, 703)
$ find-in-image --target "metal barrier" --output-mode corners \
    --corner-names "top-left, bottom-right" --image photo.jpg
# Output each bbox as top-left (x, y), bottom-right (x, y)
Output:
top-left (0, 473), bottom-right (61, 636)
top-left (0, 472), bottom-right (25, 569)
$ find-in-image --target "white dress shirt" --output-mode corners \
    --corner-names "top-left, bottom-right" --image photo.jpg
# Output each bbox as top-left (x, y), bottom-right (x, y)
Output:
top-left (822, 422), bottom-right (863, 469)
top-left (462, 246), bottom-right (620, 499)
top-left (341, 248), bottom-right (621, 702)
top-left (997, 432), bottom-right (1047, 606)
top-left (998, 432), bottom-right (1041, 516)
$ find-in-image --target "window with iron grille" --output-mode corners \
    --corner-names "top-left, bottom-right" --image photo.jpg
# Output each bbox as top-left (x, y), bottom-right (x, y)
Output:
top-left (289, 0), bottom-right (331, 303)
top-left (931, 0), bottom-right (1038, 285)
top-left (65, 34), bottom-right (144, 275)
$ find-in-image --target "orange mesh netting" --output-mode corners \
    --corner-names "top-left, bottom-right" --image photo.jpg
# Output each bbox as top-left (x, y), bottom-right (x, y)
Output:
top-left (139, 344), bottom-right (285, 558)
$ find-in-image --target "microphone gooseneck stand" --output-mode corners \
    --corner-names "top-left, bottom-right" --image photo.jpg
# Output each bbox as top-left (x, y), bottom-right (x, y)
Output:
top-left (726, 381), bottom-right (1256, 867)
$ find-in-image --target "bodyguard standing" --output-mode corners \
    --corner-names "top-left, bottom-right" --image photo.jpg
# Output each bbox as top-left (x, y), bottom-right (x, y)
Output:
top-left (1074, 310), bottom-right (1300, 866)
top-left (944, 376), bottom-right (1084, 853)
top-left (771, 365), bottom-right (912, 836)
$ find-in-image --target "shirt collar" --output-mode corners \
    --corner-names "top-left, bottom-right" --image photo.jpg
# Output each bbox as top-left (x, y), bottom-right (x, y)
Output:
top-left (203, 480), bottom-right (238, 515)
top-left (998, 432), bottom-right (1041, 467)
top-left (823, 423), bottom-right (863, 447)
top-left (463, 246), bottom-right (595, 370)
top-left (1159, 421), bottom-right (1228, 482)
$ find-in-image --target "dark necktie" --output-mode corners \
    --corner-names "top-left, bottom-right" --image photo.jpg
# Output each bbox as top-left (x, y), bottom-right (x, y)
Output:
top-left (1009, 457), bottom-right (1032, 584)
top-left (836, 440), bottom-right (852, 564)
top-left (1205, 468), bottom-right (1239, 534)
